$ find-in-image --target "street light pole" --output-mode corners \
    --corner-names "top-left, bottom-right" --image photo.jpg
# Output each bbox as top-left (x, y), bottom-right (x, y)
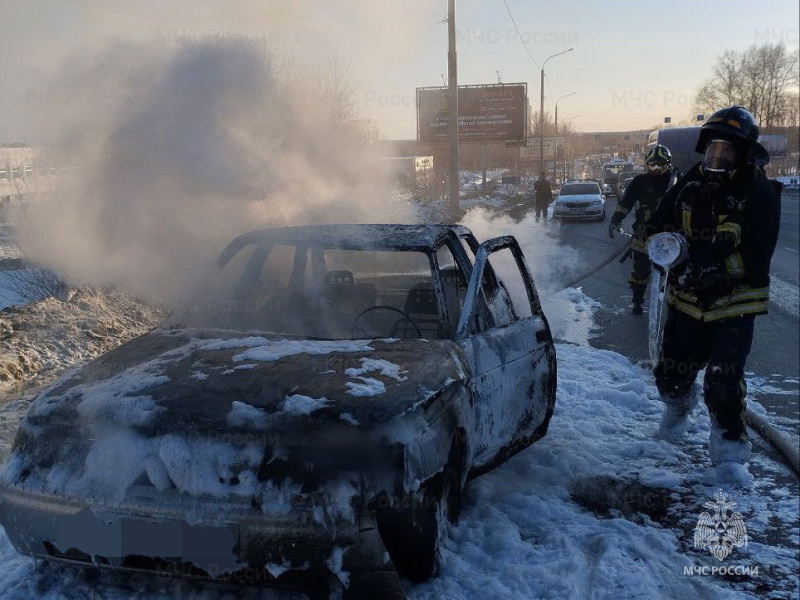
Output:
top-left (447, 0), bottom-right (459, 219)
top-left (539, 48), bottom-right (573, 183)
top-left (562, 114), bottom-right (580, 179)
top-left (553, 91), bottom-right (576, 185)
top-left (539, 67), bottom-right (545, 181)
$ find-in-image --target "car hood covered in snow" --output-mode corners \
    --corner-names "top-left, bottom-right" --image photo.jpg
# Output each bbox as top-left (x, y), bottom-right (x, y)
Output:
top-left (2, 329), bottom-right (466, 504)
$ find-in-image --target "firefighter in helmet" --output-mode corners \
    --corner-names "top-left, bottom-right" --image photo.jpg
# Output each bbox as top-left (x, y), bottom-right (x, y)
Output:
top-left (609, 145), bottom-right (679, 314)
top-left (646, 106), bottom-right (781, 485)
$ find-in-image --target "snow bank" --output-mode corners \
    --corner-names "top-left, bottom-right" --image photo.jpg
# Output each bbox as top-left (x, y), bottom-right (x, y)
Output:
top-left (0, 288), bottom-right (163, 393)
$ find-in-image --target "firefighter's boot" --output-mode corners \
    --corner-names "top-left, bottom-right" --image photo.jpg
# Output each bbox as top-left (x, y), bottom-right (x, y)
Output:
top-left (656, 385), bottom-right (700, 439)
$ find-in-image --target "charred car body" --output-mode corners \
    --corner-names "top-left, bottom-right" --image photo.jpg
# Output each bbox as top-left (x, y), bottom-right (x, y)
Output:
top-left (0, 224), bottom-right (557, 597)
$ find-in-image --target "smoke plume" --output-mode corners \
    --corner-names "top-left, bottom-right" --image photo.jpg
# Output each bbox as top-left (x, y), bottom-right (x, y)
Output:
top-left (19, 37), bottom-right (404, 308)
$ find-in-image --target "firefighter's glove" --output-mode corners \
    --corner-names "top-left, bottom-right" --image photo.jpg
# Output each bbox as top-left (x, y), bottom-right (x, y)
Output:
top-left (608, 214), bottom-right (623, 239)
top-left (710, 228), bottom-right (738, 261)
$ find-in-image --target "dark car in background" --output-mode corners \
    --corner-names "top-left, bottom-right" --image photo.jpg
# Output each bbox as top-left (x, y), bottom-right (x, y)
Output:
top-left (0, 224), bottom-right (557, 599)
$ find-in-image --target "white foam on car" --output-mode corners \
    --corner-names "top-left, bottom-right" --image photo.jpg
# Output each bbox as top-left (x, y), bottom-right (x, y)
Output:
top-left (281, 394), bottom-right (330, 416)
top-left (345, 377), bottom-right (386, 397)
top-left (229, 339), bottom-right (376, 363)
top-left (344, 358), bottom-right (408, 381)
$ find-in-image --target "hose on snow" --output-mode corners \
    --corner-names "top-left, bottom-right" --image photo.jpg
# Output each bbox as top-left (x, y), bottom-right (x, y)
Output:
top-left (746, 408), bottom-right (800, 475)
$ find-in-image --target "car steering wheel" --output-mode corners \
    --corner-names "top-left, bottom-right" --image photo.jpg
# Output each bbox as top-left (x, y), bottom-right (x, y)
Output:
top-left (350, 306), bottom-right (423, 339)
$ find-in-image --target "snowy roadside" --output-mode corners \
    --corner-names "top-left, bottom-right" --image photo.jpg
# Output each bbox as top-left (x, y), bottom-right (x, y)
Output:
top-left (415, 340), bottom-right (799, 600)
top-left (0, 289), bottom-right (796, 600)
top-left (0, 288), bottom-right (163, 394)
top-left (0, 288), bottom-right (164, 461)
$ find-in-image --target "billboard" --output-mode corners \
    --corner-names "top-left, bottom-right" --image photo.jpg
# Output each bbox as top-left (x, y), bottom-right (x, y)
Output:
top-left (520, 137), bottom-right (564, 161)
top-left (417, 83), bottom-right (528, 144)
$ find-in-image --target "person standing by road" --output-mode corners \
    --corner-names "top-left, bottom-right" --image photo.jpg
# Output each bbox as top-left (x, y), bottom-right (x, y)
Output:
top-left (646, 106), bottom-right (781, 485)
top-left (609, 145), bottom-right (679, 314)
top-left (533, 172), bottom-right (552, 223)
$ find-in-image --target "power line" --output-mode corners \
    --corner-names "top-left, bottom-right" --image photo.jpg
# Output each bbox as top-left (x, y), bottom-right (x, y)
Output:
top-left (501, 0), bottom-right (541, 71)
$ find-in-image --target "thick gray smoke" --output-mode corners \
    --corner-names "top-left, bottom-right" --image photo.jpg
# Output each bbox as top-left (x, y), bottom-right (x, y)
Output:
top-left (19, 37), bottom-right (403, 308)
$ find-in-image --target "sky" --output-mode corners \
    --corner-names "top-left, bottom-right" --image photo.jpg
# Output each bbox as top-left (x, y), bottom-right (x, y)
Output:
top-left (0, 0), bottom-right (797, 140)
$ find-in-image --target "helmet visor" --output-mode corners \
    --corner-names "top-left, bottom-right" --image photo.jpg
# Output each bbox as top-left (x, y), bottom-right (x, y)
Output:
top-left (647, 164), bottom-right (669, 175)
top-left (703, 139), bottom-right (736, 173)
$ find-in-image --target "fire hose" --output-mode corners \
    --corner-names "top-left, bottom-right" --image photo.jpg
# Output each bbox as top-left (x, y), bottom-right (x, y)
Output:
top-left (558, 234), bottom-right (633, 291)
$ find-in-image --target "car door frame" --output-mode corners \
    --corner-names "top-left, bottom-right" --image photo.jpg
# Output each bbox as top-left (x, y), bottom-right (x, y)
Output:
top-left (455, 235), bottom-right (556, 473)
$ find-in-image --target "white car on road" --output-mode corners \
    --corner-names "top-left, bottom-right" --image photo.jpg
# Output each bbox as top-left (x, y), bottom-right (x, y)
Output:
top-left (553, 181), bottom-right (607, 222)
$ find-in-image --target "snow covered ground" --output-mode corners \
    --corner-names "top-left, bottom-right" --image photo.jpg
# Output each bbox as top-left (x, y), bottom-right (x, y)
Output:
top-left (0, 288), bottom-right (163, 395)
top-left (415, 341), bottom-right (799, 600)
top-left (0, 289), bottom-right (796, 600)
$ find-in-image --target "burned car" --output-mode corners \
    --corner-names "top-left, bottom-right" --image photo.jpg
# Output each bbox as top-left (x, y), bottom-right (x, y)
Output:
top-left (0, 224), bottom-right (557, 597)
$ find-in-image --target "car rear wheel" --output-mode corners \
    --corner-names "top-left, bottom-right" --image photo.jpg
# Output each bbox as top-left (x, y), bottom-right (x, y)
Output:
top-left (377, 443), bottom-right (464, 582)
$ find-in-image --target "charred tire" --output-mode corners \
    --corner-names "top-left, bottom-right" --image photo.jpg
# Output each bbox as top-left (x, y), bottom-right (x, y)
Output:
top-left (377, 439), bottom-right (464, 583)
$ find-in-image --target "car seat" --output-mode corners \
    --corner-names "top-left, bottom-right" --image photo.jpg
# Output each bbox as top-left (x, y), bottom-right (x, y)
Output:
top-left (403, 283), bottom-right (440, 338)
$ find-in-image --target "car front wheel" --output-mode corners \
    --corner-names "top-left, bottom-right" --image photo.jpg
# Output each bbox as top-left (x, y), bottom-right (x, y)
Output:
top-left (377, 450), bottom-right (463, 582)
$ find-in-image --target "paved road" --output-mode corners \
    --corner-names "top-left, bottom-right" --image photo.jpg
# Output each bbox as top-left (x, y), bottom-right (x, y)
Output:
top-left (550, 189), bottom-right (800, 431)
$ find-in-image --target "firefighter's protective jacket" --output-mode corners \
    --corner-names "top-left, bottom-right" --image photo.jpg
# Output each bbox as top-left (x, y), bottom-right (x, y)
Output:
top-left (613, 170), bottom-right (676, 252)
top-left (647, 164), bottom-right (781, 322)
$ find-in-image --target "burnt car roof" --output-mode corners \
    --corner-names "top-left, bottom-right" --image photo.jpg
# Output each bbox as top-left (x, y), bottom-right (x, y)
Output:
top-left (219, 224), bottom-right (473, 267)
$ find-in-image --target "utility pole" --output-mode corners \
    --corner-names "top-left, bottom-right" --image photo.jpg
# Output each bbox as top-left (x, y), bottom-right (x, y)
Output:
top-left (553, 92), bottom-right (576, 185)
top-left (481, 144), bottom-right (488, 195)
top-left (448, 0), bottom-right (459, 219)
top-left (540, 49), bottom-right (574, 183)
top-left (553, 102), bottom-right (558, 186)
top-left (539, 67), bottom-right (545, 181)
top-left (562, 115), bottom-right (580, 180)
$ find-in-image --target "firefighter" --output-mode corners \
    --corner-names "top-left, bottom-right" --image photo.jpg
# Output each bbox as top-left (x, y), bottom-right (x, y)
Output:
top-left (533, 172), bottom-right (552, 223)
top-left (609, 145), bottom-right (679, 314)
top-left (647, 106), bottom-right (781, 484)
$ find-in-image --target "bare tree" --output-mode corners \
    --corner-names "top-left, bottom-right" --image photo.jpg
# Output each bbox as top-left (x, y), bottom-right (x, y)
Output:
top-left (695, 50), bottom-right (743, 117)
top-left (529, 110), bottom-right (557, 139)
top-left (694, 43), bottom-right (799, 129)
